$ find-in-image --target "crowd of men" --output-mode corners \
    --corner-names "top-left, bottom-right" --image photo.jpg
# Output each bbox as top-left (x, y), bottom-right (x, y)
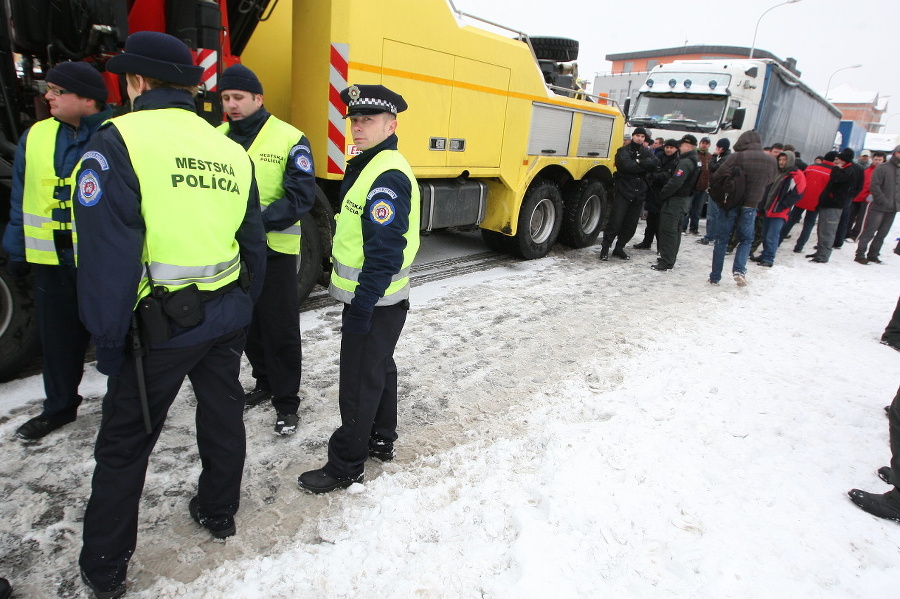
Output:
top-left (606, 127), bottom-right (900, 284)
top-left (1, 32), bottom-right (418, 599)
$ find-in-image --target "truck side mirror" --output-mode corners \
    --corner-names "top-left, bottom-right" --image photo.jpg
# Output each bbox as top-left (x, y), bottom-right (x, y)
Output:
top-left (622, 97), bottom-right (631, 119)
top-left (731, 107), bottom-right (746, 130)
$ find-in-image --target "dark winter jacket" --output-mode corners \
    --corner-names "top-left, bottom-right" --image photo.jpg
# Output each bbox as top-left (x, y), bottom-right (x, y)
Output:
top-left (647, 150), bottom-right (680, 211)
top-left (817, 162), bottom-right (858, 210)
top-left (694, 148), bottom-right (711, 191)
top-left (613, 141), bottom-right (660, 201)
top-left (762, 152), bottom-right (807, 220)
top-left (659, 148), bottom-right (700, 200)
top-left (708, 149), bottom-right (732, 175)
top-left (870, 151), bottom-right (900, 213)
top-left (710, 131), bottom-right (776, 209)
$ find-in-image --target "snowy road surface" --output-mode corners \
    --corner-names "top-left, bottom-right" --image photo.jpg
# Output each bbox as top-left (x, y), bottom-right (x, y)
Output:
top-left (1, 224), bottom-right (898, 597)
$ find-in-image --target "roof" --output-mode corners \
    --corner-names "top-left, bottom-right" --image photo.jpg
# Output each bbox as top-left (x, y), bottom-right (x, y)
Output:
top-left (606, 45), bottom-right (783, 64)
top-left (827, 83), bottom-right (887, 110)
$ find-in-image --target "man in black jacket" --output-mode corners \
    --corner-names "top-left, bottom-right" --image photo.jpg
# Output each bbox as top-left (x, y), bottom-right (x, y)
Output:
top-left (809, 148), bottom-right (857, 263)
top-left (600, 127), bottom-right (659, 261)
top-left (653, 135), bottom-right (700, 271)
top-left (634, 139), bottom-right (679, 250)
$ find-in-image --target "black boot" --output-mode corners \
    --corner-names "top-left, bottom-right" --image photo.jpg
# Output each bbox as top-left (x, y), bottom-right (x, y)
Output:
top-left (599, 246), bottom-right (609, 261)
top-left (848, 488), bottom-right (900, 522)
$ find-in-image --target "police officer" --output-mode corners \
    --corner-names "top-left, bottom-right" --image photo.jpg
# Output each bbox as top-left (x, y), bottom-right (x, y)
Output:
top-left (218, 64), bottom-right (316, 436)
top-left (74, 32), bottom-right (266, 598)
top-left (2, 62), bottom-right (112, 440)
top-left (298, 84), bottom-right (419, 493)
top-left (652, 134), bottom-right (700, 271)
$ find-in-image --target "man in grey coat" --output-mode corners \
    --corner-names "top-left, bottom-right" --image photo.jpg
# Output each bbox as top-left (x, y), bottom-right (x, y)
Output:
top-left (856, 145), bottom-right (900, 264)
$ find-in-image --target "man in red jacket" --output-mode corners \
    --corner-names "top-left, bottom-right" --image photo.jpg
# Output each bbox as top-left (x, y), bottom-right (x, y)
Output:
top-left (779, 151), bottom-right (836, 253)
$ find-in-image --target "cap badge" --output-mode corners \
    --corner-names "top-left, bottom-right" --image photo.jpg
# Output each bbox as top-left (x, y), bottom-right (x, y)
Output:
top-left (348, 85), bottom-right (361, 100)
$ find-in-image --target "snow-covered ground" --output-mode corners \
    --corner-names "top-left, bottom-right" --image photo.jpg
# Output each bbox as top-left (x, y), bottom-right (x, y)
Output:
top-left (2, 224), bottom-right (899, 598)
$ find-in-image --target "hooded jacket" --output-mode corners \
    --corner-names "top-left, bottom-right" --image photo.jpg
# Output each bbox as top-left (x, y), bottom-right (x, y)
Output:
top-left (796, 161), bottom-right (833, 211)
top-left (869, 149), bottom-right (900, 213)
top-left (762, 151), bottom-right (807, 220)
top-left (710, 131), bottom-right (776, 209)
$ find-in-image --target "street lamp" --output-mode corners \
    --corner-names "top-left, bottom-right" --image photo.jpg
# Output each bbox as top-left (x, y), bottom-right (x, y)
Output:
top-left (749, 0), bottom-right (802, 59)
top-left (825, 64), bottom-right (863, 98)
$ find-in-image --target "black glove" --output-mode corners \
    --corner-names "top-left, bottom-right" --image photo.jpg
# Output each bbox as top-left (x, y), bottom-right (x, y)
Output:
top-left (95, 345), bottom-right (125, 377)
top-left (341, 303), bottom-right (373, 335)
top-left (7, 260), bottom-right (30, 278)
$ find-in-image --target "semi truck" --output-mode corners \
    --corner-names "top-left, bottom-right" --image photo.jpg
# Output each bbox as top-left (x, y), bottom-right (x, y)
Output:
top-left (626, 59), bottom-right (841, 160)
top-left (837, 120), bottom-right (867, 154)
top-left (0, 0), bottom-right (624, 380)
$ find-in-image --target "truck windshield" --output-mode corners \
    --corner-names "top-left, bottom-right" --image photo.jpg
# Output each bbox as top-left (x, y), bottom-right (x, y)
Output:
top-left (629, 94), bottom-right (725, 133)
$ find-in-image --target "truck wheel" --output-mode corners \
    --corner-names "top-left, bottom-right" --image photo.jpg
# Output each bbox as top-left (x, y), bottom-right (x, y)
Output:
top-left (559, 179), bottom-right (606, 248)
top-left (512, 179), bottom-right (562, 259)
top-left (296, 186), bottom-right (334, 302)
top-left (528, 36), bottom-right (579, 62)
top-left (0, 267), bottom-right (40, 382)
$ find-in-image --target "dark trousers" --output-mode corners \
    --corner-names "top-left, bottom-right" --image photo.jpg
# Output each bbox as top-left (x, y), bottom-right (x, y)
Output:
top-left (33, 264), bottom-right (91, 423)
top-left (683, 189), bottom-right (707, 233)
top-left (80, 329), bottom-right (247, 590)
top-left (888, 385), bottom-right (900, 492)
top-left (602, 193), bottom-right (644, 251)
top-left (657, 195), bottom-right (690, 268)
top-left (846, 202), bottom-right (868, 241)
top-left (639, 209), bottom-right (660, 247)
top-left (857, 210), bottom-right (897, 261)
top-left (327, 302), bottom-right (408, 479)
top-left (883, 297), bottom-right (900, 348)
top-left (833, 202), bottom-right (854, 248)
top-left (780, 207), bottom-right (818, 251)
top-left (244, 252), bottom-right (301, 413)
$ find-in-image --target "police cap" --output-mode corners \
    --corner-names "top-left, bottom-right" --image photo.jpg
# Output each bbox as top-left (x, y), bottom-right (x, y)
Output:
top-left (340, 84), bottom-right (408, 118)
top-left (679, 134), bottom-right (698, 146)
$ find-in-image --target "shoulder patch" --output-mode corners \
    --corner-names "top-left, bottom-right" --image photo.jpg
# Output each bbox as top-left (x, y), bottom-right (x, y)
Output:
top-left (294, 153), bottom-right (313, 173)
top-left (290, 144), bottom-right (311, 156)
top-left (675, 169), bottom-right (684, 177)
top-left (370, 199), bottom-right (396, 225)
top-left (81, 151), bottom-right (109, 171)
top-left (77, 169), bottom-right (102, 206)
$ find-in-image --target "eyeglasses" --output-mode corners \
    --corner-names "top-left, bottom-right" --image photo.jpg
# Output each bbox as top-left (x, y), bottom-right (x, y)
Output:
top-left (46, 86), bottom-right (73, 96)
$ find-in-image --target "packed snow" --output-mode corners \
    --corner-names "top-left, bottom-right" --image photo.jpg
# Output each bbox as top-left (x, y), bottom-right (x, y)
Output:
top-left (1, 224), bottom-right (898, 598)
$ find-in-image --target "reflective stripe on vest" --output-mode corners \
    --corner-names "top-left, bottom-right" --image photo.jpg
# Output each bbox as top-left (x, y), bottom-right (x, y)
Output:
top-left (329, 150), bottom-right (420, 306)
top-left (22, 119), bottom-right (76, 264)
top-left (219, 117), bottom-right (304, 255)
top-left (113, 108), bottom-right (254, 302)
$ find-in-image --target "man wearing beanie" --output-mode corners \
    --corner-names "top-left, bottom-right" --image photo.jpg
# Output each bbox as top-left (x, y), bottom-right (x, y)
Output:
top-left (652, 134), bottom-right (700, 271)
top-left (600, 126), bottom-right (659, 261)
top-left (1, 61), bottom-right (112, 441)
top-left (74, 31), bottom-right (266, 598)
top-left (809, 147), bottom-right (857, 263)
top-left (217, 64), bottom-right (315, 436)
top-left (698, 137), bottom-right (732, 245)
top-left (856, 145), bottom-right (900, 264)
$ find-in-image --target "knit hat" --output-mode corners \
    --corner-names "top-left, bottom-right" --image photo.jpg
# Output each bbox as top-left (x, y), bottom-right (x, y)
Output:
top-left (46, 62), bottom-right (108, 103)
top-left (716, 138), bottom-right (731, 150)
top-left (219, 64), bottom-right (263, 95)
top-left (823, 151), bottom-right (838, 162)
top-left (891, 145), bottom-right (900, 154)
top-left (632, 127), bottom-right (648, 137)
top-left (664, 138), bottom-right (679, 148)
top-left (838, 148), bottom-right (855, 164)
top-left (106, 31), bottom-right (203, 86)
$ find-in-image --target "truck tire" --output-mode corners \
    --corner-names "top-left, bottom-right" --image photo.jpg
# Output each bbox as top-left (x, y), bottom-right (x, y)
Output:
top-left (296, 186), bottom-right (334, 302)
top-left (511, 179), bottom-right (562, 259)
top-left (528, 36), bottom-right (579, 62)
top-left (0, 267), bottom-right (40, 382)
top-left (559, 179), bottom-right (606, 248)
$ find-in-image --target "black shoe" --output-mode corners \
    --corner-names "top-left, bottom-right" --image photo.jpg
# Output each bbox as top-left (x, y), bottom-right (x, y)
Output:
top-left (274, 412), bottom-right (299, 435)
top-left (809, 257), bottom-right (827, 263)
top-left (189, 496), bottom-right (236, 539)
top-left (848, 488), bottom-right (900, 522)
top-left (0, 578), bottom-right (11, 599)
top-left (878, 466), bottom-right (892, 484)
top-left (881, 340), bottom-right (900, 353)
top-left (758, 261), bottom-right (773, 267)
top-left (887, 405), bottom-right (893, 415)
top-left (298, 468), bottom-right (364, 494)
top-left (599, 247), bottom-right (609, 261)
top-left (805, 253), bottom-right (817, 258)
top-left (696, 238), bottom-right (710, 245)
top-left (854, 256), bottom-right (869, 265)
top-left (612, 249), bottom-right (630, 260)
top-left (16, 415), bottom-right (69, 440)
top-left (650, 263), bottom-right (671, 272)
top-left (243, 387), bottom-right (273, 410)
top-left (868, 257), bottom-right (883, 264)
top-left (632, 242), bottom-right (651, 249)
top-left (749, 254), bottom-right (761, 262)
top-left (81, 569), bottom-right (126, 599)
top-left (368, 437), bottom-right (395, 461)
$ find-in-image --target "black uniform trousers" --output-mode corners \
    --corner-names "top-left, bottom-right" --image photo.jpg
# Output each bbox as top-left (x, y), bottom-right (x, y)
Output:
top-left (326, 301), bottom-right (408, 479)
top-left (602, 193), bottom-right (644, 251)
top-left (657, 195), bottom-right (691, 268)
top-left (883, 296), bottom-right (900, 349)
top-left (244, 252), bottom-right (301, 413)
top-left (33, 263), bottom-right (91, 423)
top-left (888, 384), bottom-right (900, 491)
top-left (80, 328), bottom-right (247, 590)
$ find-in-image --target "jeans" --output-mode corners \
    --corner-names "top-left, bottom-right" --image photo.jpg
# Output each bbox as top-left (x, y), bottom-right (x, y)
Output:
top-left (704, 199), bottom-right (720, 242)
top-left (684, 190), bottom-right (707, 233)
top-left (780, 207), bottom-right (817, 251)
top-left (709, 206), bottom-right (755, 283)
top-left (759, 217), bottom-right (786, 264)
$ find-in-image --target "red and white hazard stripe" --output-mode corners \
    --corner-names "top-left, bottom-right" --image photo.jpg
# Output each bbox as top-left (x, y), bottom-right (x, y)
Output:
top-left (197, 48), bottom-right (218, 92)
top-left (328, 43), bottom-right (349, 175)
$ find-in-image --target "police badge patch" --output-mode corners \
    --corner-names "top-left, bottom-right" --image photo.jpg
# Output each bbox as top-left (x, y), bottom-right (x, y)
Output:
top-left (77, 169), bottom-right (102, 206)
top-left (370, 199), bottom-right (395, 225)
top-left (295, 154), bottom-right (313, 173)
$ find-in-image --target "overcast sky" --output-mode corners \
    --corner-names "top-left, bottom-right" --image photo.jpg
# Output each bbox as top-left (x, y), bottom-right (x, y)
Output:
top-left (454, 0), bottom-right (900, 134)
